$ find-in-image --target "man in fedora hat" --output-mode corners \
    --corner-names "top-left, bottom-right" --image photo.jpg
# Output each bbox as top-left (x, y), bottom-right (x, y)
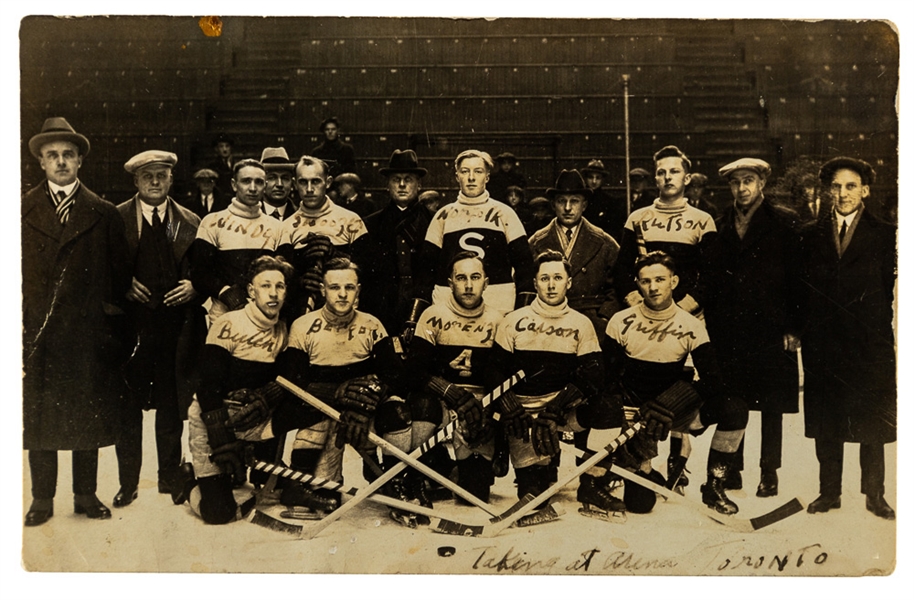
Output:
top-left (260, 147), bottom-right (297, 221)
top-left (362, 149), bottom-right (431, 335)
top-left (580, 158), bottom-right (626, 242)
top-left (113, 150), bottom-right (201, 508)
top-left (312, 117), bottom-right (356, 178)
top-left (207, 132), bottom-right (235, 196)
top-left (629, 167), bottom-right (656, 213)
top-left (22, 117), bottom-right (132, 526)
top-left (487, 151), bottom-right (527, 202)
top-left (182, 168), bottom-right (228, 220)
top-left (333, 172), bottom-right (375, 219)
top-left (800, 157), bottom-right (896, 520)
top-left (702, 157), bottom-right (803, 499)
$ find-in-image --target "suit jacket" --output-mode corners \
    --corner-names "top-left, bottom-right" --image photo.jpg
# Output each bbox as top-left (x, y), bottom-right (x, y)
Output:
top-left (118, 196), bottom-right (201, 272)
top-left (704, 199), bottom-right (803, 412)
top-left (181, 188), bottom-right (229, 220)
top-left (801, 207), bottom-right (896, 443)
top-left (529, 218), bottom-right (622, 338)
top-left (261, 198), bottom-right (298, 221)
top-left (22, 182), bottom-right (132, 450)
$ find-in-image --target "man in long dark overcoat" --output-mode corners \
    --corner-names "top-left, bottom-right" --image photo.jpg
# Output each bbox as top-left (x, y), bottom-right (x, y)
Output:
top-left (801, 157), bottom-right (896, 520)
top-left (22, 117), bottom-right (132, 526)
top-left (704, 158), bottom-right (803, 498)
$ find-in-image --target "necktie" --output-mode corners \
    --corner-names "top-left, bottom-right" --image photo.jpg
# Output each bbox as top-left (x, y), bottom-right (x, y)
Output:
top-left (271, 210), bottom-right (281, 220)
top-left (202, 195), bottom-right (211, 212)
top-left (55, 190), bottom-right (73, 225)
top-left (152, 207), bottom-right (162, 229)
top-left (839, 220), bottom-right (847, 244)
top-left (565, 227), bottom-right (573, 242)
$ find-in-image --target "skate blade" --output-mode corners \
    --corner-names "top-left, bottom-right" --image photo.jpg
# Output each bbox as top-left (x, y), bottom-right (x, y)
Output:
top-left (516, 502), bottom-right (566, 527)
top-left (280, 508), bottom-right (328, 521)
top-left (579, 505), bottom-right (627, 524)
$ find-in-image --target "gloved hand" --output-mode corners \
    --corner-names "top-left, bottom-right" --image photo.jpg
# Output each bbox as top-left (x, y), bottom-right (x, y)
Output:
top-left (428, 376), bottom-right (483, 440)
top-left (401, 298), bottom-right (430, 346)
top-left (225, 382), bottom-right (285, 432)
top-left (300, 233), bottom-right (333, 266)
top-left (218, 285), bottom-right (248, 311)
top-left (640, 400), bottom-right (675, 441)
top-left (336, 410), bottom-right (373, 449)
top-left (531, 409), bottom-right (561, 457)
top-left (300, 269), bottom-right (324, 297)
top-left (202, 407), bottom-right (248, 483)
top-left (333, 376), bottom-right (384, 448)
top-left (498, 390), bottom-right (532, 442)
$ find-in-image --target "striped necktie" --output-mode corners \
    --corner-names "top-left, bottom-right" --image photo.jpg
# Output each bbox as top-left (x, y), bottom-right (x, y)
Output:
top-left (54, 189), bottom-right (75, 225)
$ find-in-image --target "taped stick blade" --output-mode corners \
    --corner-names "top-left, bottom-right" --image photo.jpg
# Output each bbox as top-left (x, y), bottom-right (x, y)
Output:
top-left (248, 509), bottom-right (304, 537)
top-left (749, 497), bottom-right (805, 531)
top-left (431, 518), bottom-right (484, 537)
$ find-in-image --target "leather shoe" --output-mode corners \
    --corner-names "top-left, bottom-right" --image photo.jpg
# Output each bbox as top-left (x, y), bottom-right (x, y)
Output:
top-left (113, 487), bottom-right (138, 508)
top-left (865, 494), bottom-right (895, 520)
top-left (25, 499), bottom-right (54, 527)
top-left (807, 494), bottom-right (841, 513)
top-left (74, 494), bottom-right (112, 520)
top-left (756, 470), bottom-right (779, 497)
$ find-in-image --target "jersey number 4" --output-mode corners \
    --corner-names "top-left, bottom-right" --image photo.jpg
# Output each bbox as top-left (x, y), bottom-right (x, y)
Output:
top-left (449, 349), bottom-right (473, 378)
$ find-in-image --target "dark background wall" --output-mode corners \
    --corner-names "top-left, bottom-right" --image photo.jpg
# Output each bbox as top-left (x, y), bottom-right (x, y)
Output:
top-left (20, 16), bottom-right (898, 218)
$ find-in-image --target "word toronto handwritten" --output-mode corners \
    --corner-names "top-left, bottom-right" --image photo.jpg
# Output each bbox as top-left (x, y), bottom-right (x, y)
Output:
top-left (471, 546), bottom-right (677, 574)
top-left (717, 543), bottom-right (829, 573)
top-left (619, 313), bottom-right (697, 343)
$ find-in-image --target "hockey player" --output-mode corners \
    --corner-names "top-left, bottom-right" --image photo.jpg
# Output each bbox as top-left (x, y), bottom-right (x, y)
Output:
top-left (278, 257), bottom-right (406, 513)
top-left (178, 256), bottom-right (330, 524)
top-left (412, 149), bottom-right (536, 337)
top-left (277, 155), bottom-right (369, 318)
top-left (605, 251), bottom-right (748, 515)
top-left (490, 250), bottom-right (620, 513)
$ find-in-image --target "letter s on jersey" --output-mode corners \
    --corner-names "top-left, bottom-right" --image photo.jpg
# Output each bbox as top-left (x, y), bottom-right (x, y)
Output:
top-left (459, 232), bottom-right (486, 259)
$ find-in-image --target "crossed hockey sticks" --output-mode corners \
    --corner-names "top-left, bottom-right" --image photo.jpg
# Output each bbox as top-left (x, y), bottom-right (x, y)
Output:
top-left (431, 421), bottom-right (645, 537)
top-left (276, 372), bottom-right (523, 538)
top-left (605, 463), bottom-right (805, 532)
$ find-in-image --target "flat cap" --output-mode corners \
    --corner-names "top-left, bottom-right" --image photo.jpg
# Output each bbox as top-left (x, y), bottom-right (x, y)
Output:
top-left (718, 158), bottom-right (771, 180)
top-left (193, 168), bottom-right (219, 180)
top-left (629, 168), bottom-right (652, 179)
top-left (124, 150), bottom-right (177, 174)
top-left (818, 156), bottom-right (876, 187)
top-left (334, 172), bottom-right (361, 186)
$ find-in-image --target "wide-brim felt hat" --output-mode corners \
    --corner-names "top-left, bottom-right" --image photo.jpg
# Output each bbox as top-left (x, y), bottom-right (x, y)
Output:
top-left (581, 159), bottom-right (609, 176)
top-left (545, 169), bottom-right (593, 200)
top-left (818, 156), bottom-right (876, 187)
top-left (260, 147), bottom-right (296, 170)
top-left (379, 149), bottom-right (427, 177)
top-left (29, 117), bottom-right (90, 158)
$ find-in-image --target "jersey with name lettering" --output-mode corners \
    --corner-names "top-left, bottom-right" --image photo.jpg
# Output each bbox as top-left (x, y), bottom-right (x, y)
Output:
top-left (606, 303), bottom-right (709, 402)
top-left (192, 204), bottom-right (280, 301)
top-left (495, 298), bottom-right (601, 396)
top-left (420, 194), bottom-right (534, 307)
top-left (411, 299), bottom-right (504, 387)
top-left (616, 198), bottom-right (717, 304)
top-left (196, 301), bottom-right (288, 412)
top-left (278, 200), bottom-right (367, 255)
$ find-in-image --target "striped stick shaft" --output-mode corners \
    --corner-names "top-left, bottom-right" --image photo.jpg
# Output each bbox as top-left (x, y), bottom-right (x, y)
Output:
top-left (250, 461), bottom-right (357, 495)
top-left (416, 371), bottom-right (523, 456)
top-left (634, 222), bottom-right (648, 257)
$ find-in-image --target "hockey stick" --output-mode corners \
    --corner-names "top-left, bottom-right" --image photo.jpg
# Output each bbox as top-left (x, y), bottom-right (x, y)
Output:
top-left (607, 463), bottom-right (805, 532)
top-left (431, 422), bottom-right (643, 538)
top-left (276, 372), bottom-right (522, 537)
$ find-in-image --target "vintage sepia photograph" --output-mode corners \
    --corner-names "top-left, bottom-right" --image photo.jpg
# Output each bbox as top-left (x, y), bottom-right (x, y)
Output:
top-left (10, 4), bottom-right (909, 593)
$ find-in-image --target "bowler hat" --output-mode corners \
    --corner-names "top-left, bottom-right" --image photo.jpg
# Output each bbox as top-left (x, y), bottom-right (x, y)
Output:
top-left (581, 159), bottom-right (609, 177)
top-left (260, 147), bottom-right (295, 170)
top-left (718, 157), bottom-right (771, 180)
top-left (545, 169), bottom-right (593, 200)
top-left (29, 117), bottom-right (90, 159)
top-left (124, 150), bottom-right (177, 174)
top-left (818, 157), bottom-right (876, 187)
top-left (379, 149), bottom-right (427, 177)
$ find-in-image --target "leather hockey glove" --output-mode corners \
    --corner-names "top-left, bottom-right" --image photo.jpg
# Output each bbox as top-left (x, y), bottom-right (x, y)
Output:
top-left (401, 298), bottom-right (430, 346)
top-left (202, 407), bottom-right (248, 483)
top-left (300, 268), bottom-right (324, 297)
top-left (225, 382), bottom-right (286, 432)
top-left (427, 376), bottom-right (484, 438)
top-left (641, 380), bottom-right (702, 441)
top-left (300, 233), bottom-right (334, 266)
top-left (531, 384), bottom-right (583, 457)
top-left (218, 285), bottom-right (248, 312)
top-left (334, 375), bottom-right (384, 448)
top-left (497, 390), bottom-right (532, 443)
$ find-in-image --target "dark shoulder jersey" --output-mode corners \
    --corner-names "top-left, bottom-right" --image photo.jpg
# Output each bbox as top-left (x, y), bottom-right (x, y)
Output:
top-left (496, 300), bottom-right (601, 395)
top-left (605, 303), bottom-right (709, 401)
top-left (413, 301), bottom-right (505, 387)
top-left (287, 309), bottom-right (388, 383)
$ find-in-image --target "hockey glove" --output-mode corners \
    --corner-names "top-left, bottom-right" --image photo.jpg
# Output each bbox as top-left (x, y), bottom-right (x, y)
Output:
top-left (218, 285), bottom-right (248, 312)
top-left (401, 298), bottom-right (430, 346)
top-left (427, 376), bottom-right (484, 439)
top-left (643, 380), bottom-right (703, 440)
top-left (530, 384), bottom-right (583, 456)
top-left (225, 382), bottom-right (286, 432)
top-left (334, 376), bottom-right (384, 448)
top-left (497, 390), bottom-right (532, 443)
top-left (202, 407), bottom-right (248, 483)
top-left (300, 233), bottom-right (334, 266)
top-left (300, 268), bottom-right (324, 297)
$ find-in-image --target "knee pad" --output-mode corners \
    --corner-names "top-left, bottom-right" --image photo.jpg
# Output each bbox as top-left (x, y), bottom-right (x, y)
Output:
top-left (293, 420), bottom-right (332, 450)
top-left (374, 398), bottom-right (412, 435)
top-left (197, 474), bottom-right (238, 525)
top-left (409, 391), bottom-right (444, 424)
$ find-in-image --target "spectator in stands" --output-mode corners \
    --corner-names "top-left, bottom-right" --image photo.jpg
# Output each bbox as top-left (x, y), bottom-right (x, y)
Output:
top-left (685, 173), bottom-right (720, 222)
top-left (312, 117), bottom-right (356, 178)
top-left (581, 158), bottom-right (626, 242)
top-left (419, 190), bottom-right (445, 216)
top-left (260, 147), bottom-right (298, 221)
top-left (487, 152), bottom-right (527, 201)
top-left (207, 133), bottom-right (235, 195)
top-left (527, 196), bottom-right (554, 234)
top-left (183, 168), bottom-right (228, 220)
top-left (333, 172), bottom-right (375, 218)
top-left (505, 185), bottom-right (533, 233)
top-left (629, 167), bottom-right (655, 212)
